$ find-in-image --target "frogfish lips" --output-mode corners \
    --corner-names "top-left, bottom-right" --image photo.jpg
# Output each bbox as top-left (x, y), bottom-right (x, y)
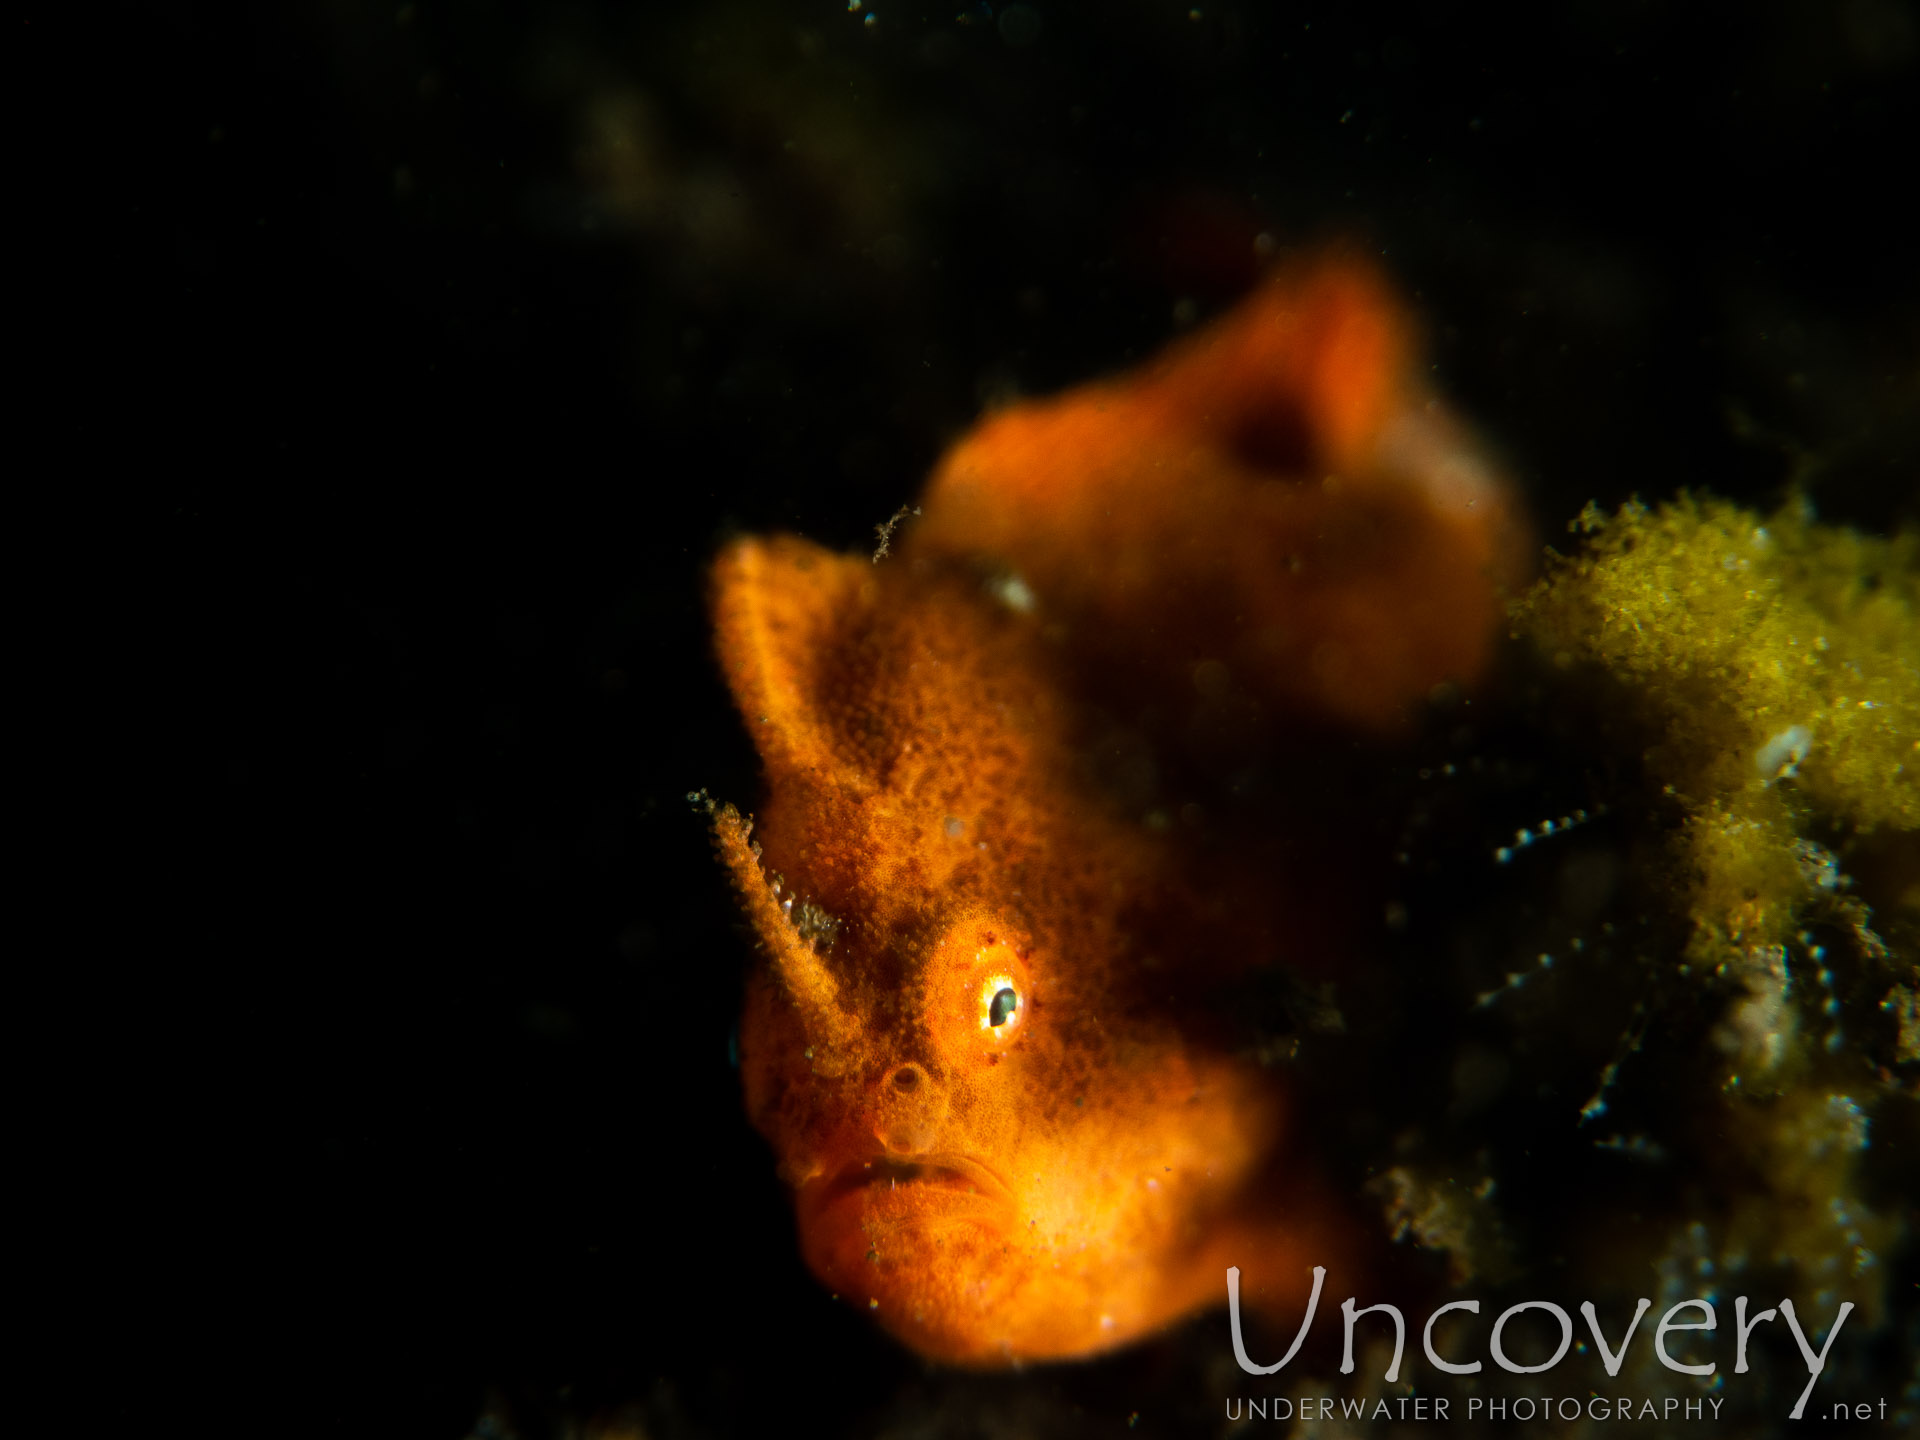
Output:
top-left (806, 1151), bottom-right (1018, 1240)
top-left (798, 1151), bottom-right (1021, 1300)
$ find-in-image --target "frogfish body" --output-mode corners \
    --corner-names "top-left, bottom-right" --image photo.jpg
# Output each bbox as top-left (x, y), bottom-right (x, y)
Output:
top-left (706, 256), bottom-right (1525, 1365)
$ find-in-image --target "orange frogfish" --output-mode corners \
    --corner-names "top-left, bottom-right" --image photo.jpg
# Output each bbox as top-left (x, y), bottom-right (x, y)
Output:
top-left (705, 255), bottom-right (1526, 1365)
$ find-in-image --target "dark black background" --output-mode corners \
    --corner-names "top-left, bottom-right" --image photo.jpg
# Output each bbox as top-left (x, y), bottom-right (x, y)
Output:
top-left (89, 1), bottom-right (1916, 1434)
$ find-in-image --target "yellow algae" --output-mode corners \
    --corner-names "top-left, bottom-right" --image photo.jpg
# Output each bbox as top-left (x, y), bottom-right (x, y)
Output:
top-left (1717, 1087), bottom-right (1897, 1327)
top-left (1516, 493), bottom-right (1917, 832)
top-left (1888, 985), bottom-right (1920, 1064)
top-left (1514, 495), bottom-right (1917, 1002)
top-left (1513, 492), bottom-right (1917, 1337)
top-left (1366, 1165), bottom-right (1513, 1288)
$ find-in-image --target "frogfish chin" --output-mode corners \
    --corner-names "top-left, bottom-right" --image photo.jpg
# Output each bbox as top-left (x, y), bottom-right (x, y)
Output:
top-left (705, 255), bottom-right (1526, 1364)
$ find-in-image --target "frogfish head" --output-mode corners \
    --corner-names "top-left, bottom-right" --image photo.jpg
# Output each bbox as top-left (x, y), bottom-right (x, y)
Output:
top-left (707, 536), bottom-right (1298, 1364)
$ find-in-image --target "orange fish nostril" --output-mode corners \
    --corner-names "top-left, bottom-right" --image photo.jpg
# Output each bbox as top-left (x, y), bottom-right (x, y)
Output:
top-left (880, 1124), bottom-right (932, 1154)
top-left (875, 1062), bottom-right (947, 1153)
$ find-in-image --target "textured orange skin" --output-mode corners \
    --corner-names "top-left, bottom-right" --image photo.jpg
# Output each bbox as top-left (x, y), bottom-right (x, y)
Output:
top-left (917, 258), bottom-right (1527, 731)
top-left (708, 258), bottom-right (1523, 1365)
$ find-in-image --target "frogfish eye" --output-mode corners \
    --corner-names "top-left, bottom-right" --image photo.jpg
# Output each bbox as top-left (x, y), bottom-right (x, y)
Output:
top-left (977, 971), bottom-right (1022, 1035)
top-left (935, 934), bottom-right (1032, 1060)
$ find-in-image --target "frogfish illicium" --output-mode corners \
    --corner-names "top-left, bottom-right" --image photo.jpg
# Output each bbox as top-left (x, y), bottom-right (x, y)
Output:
top-left (705, 256), bottom-right (1526, 1365)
